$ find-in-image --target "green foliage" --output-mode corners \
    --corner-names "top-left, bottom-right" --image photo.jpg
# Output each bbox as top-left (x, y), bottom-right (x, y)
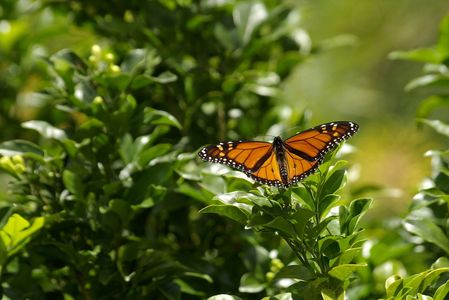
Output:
top-left (200, 155), bottom-right (370, 299)
top-left (373, 12), bottom-right (449, 300)
top-left (0, 0), bottom-right (322, 298)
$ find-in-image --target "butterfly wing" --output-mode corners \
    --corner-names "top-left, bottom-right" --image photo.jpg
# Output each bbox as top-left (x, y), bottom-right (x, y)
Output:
top-left (198, 141), bottom-right (284, 186)
top-left (283, 121), bottom-right (359, 185)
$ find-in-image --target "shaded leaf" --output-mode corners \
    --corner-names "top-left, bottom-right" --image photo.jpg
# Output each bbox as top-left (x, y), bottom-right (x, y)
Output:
top-left (275, 265), bottom-right (316, 281)
top-left (0, 140), bottom-right (44, 157)
top-left (328, 264), bottom-right (367, 281)
top-left (200, 205), bottom-right (248, 225)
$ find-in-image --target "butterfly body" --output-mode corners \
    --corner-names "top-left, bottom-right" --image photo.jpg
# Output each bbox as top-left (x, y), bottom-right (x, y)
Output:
top-left (199, 121), bottom-right (359, 188)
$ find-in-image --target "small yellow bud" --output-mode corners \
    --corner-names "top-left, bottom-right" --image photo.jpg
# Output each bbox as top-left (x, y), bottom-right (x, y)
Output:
top-left (105, 53), bottom-right (115, 62)
top-left (0, 156), bottom-right (14, 171)
top-left (11, 155), bottom-right (24, 165)
top-left (93, 96), bottom-right (104, 104)
top-left (124, 10), bottom-right (134, 23)
top-left (266, 271), bottom-right (275, 281)
top-left (109, 65), bottom-right (121, 74)
top-left (88, 55), bottom-right (97, 63)
top-left (14, 164), bottom-right (26, 174)
top-left (91, 44), bottom-right (102, 56)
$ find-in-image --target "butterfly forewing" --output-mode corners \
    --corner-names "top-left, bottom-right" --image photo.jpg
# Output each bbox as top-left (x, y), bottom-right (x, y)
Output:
top-left (284, 121), bottom-right (359, 161)
top-left (198, 141), bottom-right (273, 174)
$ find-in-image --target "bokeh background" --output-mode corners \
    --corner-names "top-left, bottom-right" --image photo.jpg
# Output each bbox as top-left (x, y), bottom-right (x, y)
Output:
top-left (288, 1), bottom-right (449, 218)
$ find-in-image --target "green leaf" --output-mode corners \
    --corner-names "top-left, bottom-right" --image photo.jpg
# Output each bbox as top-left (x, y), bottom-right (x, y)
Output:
top-left (437, 14), bottom-right (449, 58)
top-left (208, 294), bottom-right (243, 300)
top-left (51, 49), bottom-right (88, 73)
top-left (63, 169), bottom-right (85, 198)
top-left (144, 107), bottom-right (181, 129)
top-left (405, 74), bottom-right (449, 91)
top-left (434, 278), bottom-right (449, 300)
top-left (22, 120), bottom-right (67, 140)
top-left (151, 71), bottom-right (178, 83)
top-left (389, 48), bottom-right (443, 63)
top-left (347, 198), bottom-right (372, 234)
top-left (239, 272), bottom-right (264, 293)
top-left (74, 80), bottom-right (96, 104)
top-left (0, 140), bottom-right (44, 157)
top-left (138, 144), bottom-right (172, 166)
top-left (0, 214), bottom-right (45, 257)
top-left (416, 95), bottom-right (449, 119)
top-left (404, 218), bottom-right (449, 255)
top-left (121, 48), bottom-right (160, 74)
top-left (328, 264), bottom-right (367, 281)
top-left (200, 205), bottom-right (248, 225)
top-left (319, 194), bottom-right (341, 218)
top-left (385, 275), bottom-right (403, 297)
top-left (233, 1), bottom-right (268, 45)
top-left (261, 293), bottom-right (293, 300)
top-left (275, 265), bottom-right (316, 281)
top-left (396, 268), bottom-right (449, 297)
top-left (322, 170), bottom-right (346, 196)
top-left (291, 186), bottom-right (314, 210)
top-left (331, 247), bottom-right (362, 266)
top-left (263, 216), bottom-right (296, 237)
top-left (290, 208), bottom-right (314, 238)
top-left (419, 119), bottom-right (449, 137)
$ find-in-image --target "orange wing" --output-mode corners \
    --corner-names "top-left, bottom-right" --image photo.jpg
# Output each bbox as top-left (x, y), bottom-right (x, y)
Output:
top-left (283, 121), bottom-right (359, 185)
top-left (198, 121), bottom-right (359, 188)
top-left (198, 141), bottom-right (284, 186)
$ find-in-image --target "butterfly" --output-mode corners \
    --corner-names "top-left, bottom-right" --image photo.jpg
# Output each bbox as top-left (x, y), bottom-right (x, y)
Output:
top-left (198, 121), bottom-right (359, 188)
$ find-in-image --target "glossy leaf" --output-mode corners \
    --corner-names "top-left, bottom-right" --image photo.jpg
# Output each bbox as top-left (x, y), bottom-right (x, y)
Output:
top-left (233, 2), bottom-right (267, 45)
top-left (275, 265), bottom-right (316, 281)
top-left (0, 140), bottom-right (44, 157)
top-left (199, 205), bottom-right (248, 225)
top-left (404, 218), bottom-right (449, 255)
top-left (144, 107), bottom-right (181, 129)
top-left (328, 264), bottom-right (367, 281)
top-left (208, 294), bottom-right (243, 300)
top-left (0, 214), bottom-right (45, 257)
top-left (22, 120), bottom-right (67, 140)
top-left (419, 119), bottom-right (449, 137)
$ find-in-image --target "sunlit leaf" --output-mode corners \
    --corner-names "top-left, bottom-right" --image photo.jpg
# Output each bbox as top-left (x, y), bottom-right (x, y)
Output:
top-left (200, 205), bottom-right (248, 225)
top-left (404, 218), bottom-right (449, 255)
top-left (144, 107), bottom-right (181, 129)
top-left (419, 119), bottom-right (449, 137)
top-left (22, 120), bottom-right (67, 140)
top-left (208, 295), bottom-right (243, 300)
top-left (328, 264), bottom-right (367, 281)
top-left (0, 214), bottom-right (45, 257)
top-left (233, 1), bottom-right (267, 45)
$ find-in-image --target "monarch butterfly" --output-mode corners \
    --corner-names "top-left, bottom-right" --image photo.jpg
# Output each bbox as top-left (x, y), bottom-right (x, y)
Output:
top-left (198, 121), bottom-right (359, 188)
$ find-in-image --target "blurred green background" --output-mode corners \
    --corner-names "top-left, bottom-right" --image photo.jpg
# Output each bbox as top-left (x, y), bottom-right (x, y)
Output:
top-left (287, 1), bottom-right (449, 218)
